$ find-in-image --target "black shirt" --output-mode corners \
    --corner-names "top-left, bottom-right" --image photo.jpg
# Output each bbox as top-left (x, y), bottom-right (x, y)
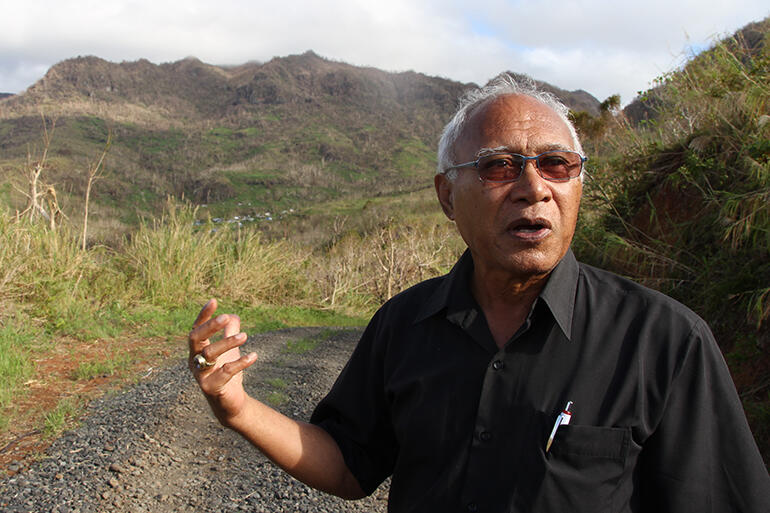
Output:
top-left (310, 249), bottom-right (770, 512)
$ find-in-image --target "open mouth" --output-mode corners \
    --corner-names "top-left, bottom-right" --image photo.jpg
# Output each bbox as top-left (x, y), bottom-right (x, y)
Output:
top-left (507, 218), bottom-right (552, 238)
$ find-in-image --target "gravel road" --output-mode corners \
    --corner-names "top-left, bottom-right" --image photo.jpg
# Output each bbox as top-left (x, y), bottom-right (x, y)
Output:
top-left (0, 327), bottom-right (390, 513)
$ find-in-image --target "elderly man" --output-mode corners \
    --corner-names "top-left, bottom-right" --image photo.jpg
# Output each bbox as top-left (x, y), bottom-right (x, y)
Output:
top-left (188, 75), bottom-right (770, 512)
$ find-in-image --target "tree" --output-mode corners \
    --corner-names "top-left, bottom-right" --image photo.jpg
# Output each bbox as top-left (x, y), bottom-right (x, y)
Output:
top-left (82, 132), bottom-right (112, 250)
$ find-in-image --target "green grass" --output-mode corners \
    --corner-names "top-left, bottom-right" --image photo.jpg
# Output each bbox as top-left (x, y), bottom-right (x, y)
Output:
top-left (266, 377), bottom-right (287, 389)
top-left (263, 377), bottom-right (290, 406)
top-left (393, 136), bottom-right (435, 176)
top-left (284, 336), bottom-right (319, 354)
top-left (71, 354), bottom-right (132, 380)
top-left (43, 397), bottom-right (81, 438)
top-left (265, 391), bottom-right (289, 407)
top-left (283, 329), bottom-right (342, 354)
top-left (131, 304), bottom-right (203, 338)
top-left (72, 116), bottom-right (110, 143)
top-left (0, 323), bottom-right (37, 413)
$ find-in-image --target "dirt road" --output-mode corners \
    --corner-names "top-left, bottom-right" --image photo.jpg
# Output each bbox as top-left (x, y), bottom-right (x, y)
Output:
top-left (0, 327), bottom-right (389, 512)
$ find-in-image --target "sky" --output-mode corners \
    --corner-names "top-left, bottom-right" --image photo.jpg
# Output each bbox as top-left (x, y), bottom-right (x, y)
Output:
top-left (1, 0), bottom-right (768, 106)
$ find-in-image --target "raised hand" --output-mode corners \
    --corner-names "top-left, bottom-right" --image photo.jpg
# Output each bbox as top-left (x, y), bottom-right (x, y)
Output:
top-left (188, 299), bottom-right (257, 425)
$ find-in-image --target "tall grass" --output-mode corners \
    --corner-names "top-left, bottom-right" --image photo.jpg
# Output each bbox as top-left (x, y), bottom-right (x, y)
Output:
top-left (0, 196), bottom-right (461, 427)
top-left (0, 323), bottom-right (37, 427)
top-left (577, 28), bottom-right (769, 342)
top-left (122, 200), bottom-right (314, 307)
top-left (574, 24), bottom-right (770, 462)
top-left (0, 215), bottom-right (115, 337)
top-left (2, 199), bottom-right (461, 324)
top-left (312, 218), bottom-right (463, 313)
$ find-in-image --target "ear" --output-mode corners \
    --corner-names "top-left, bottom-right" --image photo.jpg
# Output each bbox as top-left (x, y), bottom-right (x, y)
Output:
top-left (434, 173), bottom-right (455, 221)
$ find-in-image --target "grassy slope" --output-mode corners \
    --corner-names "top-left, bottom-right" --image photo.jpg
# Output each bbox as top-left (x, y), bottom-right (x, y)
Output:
top-left (573, 19), bottom-right (770, 462)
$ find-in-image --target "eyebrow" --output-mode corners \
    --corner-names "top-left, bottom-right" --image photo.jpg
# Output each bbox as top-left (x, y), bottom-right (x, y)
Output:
top-left (475, 143), bottom-right (573, 158)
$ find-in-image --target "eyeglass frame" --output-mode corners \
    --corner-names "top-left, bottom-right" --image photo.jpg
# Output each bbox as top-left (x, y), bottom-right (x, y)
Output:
top-left (444, 150), bottom-right (588, 183)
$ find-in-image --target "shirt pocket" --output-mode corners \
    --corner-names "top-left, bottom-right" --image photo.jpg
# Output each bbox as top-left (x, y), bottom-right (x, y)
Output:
top-left (535, 425), bottom-right (630, 513)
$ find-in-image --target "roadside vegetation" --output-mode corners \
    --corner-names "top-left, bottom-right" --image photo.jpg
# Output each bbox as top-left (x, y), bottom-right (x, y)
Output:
top-left (1, 18), bottom-right (767, 468)
top-left (573, 21), bottom-right (770, 460)
top-left (0, 191), bottom-right (464, 450)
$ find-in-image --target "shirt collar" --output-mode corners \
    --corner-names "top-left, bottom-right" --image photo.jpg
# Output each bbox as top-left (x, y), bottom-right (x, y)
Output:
top-left (414, 249), bottom-right (474, 325)
top-left (414, 248), bottom-right (578, 341)
top-left (538, 248), bottom-right (578, 341)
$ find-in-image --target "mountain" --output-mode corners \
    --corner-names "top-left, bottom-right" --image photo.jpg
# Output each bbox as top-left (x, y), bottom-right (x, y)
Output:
top-left (6, 52), bottom-right (600, 122)
top-left (0, 52), bottom-right (600, 236)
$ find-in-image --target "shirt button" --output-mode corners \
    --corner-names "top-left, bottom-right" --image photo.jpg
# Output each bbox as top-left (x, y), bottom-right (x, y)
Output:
top-left (479, 431), bottom-right (492, 442)
top-left (492, 360), bottom-right (504, 370)
top-left (467, 502), bottom-right (478, 512)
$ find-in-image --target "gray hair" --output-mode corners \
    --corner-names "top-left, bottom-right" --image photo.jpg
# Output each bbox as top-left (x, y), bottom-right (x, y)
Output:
top-left (436, 73), bottom-right (583, 180)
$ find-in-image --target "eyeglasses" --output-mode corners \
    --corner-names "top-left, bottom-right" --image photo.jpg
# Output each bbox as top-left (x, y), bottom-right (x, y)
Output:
top-left (445, 150), bottom-right (587, 183)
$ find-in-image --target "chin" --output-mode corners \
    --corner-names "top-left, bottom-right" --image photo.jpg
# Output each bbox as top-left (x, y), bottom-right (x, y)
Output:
top-left (502, 250), bottom-right (563, 278)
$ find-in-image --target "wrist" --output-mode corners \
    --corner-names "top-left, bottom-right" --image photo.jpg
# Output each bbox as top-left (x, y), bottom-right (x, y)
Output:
top-left (222, 395), bottom-right (259, 432)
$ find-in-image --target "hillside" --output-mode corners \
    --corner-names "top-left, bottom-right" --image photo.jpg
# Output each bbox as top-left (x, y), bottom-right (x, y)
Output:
top-left (623, 17), bottom-right (770, 124)
top-left (0, 52), bottom-right (600, 239)
top-left (576, 16), bottom-right (770, 461)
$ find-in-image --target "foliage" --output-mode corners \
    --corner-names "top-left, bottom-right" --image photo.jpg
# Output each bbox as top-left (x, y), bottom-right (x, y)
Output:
top-left (0, 322), bottom-right (37, 424)
top-left (579, 27), bottom-right (769, 340)
top-left (43, 396), bottom-right (82, 437)
top-left (574, 20), bottom-right (770, 464)
top-left (71, 353), bottom-right (132, 380)
top-left (0, 193), bottom-right (460, 436)
top-left (570, 93), bottom-right (623, 146)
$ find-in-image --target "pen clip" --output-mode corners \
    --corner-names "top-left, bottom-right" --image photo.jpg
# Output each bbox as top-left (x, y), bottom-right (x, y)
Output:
top-left (546, 400), bottom-right (574, 453)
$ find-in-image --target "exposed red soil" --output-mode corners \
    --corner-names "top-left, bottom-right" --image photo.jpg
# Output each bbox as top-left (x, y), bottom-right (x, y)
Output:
top-left (0, 335), bottom-right (185, 476)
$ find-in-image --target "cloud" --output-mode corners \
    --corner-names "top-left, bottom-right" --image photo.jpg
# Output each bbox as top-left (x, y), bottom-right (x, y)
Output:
top-left (0, 0), bottom-right (767, 106)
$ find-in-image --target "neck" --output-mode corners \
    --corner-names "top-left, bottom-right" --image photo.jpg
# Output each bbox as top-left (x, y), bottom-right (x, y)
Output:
top-left (471, 265), bottom-right (549, 349)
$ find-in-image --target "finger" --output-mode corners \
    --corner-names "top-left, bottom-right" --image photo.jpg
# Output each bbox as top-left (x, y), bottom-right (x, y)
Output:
top-left (188, 299), bottom-right (218, 355)
top-left (189, 313), bottom-right (231, 354)
top-left (200, 332), bottom-right (248, 363)
top-left (192, 299), bottom-right (217, 329)
top-left (203, 353), bottom-right (258, 389)
top-left (198, 352), bottom-right (257, 394)
top-left (222, 314), bottom-right (241, 338)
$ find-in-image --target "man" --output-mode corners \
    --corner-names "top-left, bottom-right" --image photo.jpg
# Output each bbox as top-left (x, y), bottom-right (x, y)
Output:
top-left (188, 75), bottom-right (770, 512)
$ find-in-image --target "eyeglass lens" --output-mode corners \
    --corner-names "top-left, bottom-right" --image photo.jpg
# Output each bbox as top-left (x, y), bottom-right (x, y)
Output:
top-left (477, 151), bottom-right (582, 182)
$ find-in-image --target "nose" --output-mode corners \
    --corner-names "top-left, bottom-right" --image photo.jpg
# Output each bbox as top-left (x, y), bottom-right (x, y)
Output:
top-left (509, 160), bottom-right (551, 203)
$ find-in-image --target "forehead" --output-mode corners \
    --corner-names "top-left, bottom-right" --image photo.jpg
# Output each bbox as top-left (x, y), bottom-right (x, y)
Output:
top-left (455, 94), bottom-right (574, 158)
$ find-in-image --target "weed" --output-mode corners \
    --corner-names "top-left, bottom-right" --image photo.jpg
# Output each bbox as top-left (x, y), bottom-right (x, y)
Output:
top-left (284, 336), bottom-right (318, 355)
top-left (266, 377), bottom-right (287, 389)
top-left (71, 354), bottom-right (131, 380)
top-left (264, 391), bottom-right (289, 407)
top-left (43, 397), bottom-right (81, 438)
top-left (0, 323), bottom-right (36, 410)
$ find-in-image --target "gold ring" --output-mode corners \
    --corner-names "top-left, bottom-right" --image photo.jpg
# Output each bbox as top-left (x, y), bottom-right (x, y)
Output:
top-left (193, 354), bottom-right (215, 370)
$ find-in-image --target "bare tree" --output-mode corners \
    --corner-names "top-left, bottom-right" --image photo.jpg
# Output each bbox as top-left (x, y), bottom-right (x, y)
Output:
top-left (16, 114), bottom-right (58, 224)
top-left (82, 132), bottom-right (112, 250)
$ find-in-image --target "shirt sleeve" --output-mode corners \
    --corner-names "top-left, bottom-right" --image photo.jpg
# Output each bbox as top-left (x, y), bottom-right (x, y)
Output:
top-left (639, 319), bottom-right (770, 512)
top-left (309, 310), bottom-right (398, 496)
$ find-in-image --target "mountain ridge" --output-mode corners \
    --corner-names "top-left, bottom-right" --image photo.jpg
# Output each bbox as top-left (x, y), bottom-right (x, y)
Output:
top-left (2, 51), bottom-right (601, 121)
top-left (0, 52), bottom-right (602, 239)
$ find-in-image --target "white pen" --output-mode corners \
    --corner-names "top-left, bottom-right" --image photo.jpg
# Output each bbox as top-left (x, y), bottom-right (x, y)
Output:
top-left (546, 401), bottom-right (573, 453)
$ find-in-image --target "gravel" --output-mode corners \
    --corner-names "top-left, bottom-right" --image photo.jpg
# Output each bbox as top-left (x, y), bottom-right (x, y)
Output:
top-left (0, 327), bottom-right (389, 512)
